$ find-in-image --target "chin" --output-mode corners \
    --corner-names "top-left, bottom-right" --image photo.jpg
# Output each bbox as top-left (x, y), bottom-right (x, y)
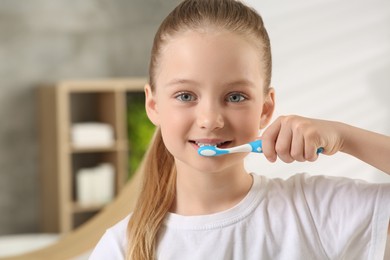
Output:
top-left (176, 153), bottom-right (247, 174)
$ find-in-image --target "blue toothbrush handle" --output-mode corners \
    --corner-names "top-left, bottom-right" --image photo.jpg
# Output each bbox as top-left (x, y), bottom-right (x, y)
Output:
top-left (248, 140), bottom-right (263, 153)
top-left (248, 140), bottom-right (324, 154)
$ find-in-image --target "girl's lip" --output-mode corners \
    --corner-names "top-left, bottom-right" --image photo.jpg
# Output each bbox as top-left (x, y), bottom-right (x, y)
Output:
top-left (191, 139), bottom-right (226, 145)
top-left (189, 139), bottom-right (233, 149)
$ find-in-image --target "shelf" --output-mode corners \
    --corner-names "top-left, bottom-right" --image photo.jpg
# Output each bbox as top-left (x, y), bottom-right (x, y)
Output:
top-left (72, 202), bottom-right (107, 213)
top-left (71, 144), bottom-right (117, 153)
top-left (38, 78), bottom-right (146, 233)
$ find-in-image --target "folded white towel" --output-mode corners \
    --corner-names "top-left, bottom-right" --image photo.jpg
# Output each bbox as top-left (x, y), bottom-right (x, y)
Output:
top-left (76, 163), bottom-right (115, 206)
top-left (76, 168), bottom-right (95, 206)
top-left (94, 163), bottom-right (115, 204)
top-left (71, 122), bottom-right (114, 148)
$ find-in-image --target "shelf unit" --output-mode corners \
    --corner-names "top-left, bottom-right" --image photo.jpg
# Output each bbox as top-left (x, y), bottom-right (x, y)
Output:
top-left (38, 78), bottom-right (146, 233)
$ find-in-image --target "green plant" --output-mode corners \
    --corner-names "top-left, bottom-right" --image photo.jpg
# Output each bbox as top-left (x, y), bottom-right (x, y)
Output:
top-left (127, 93), bottom-right (155, 178)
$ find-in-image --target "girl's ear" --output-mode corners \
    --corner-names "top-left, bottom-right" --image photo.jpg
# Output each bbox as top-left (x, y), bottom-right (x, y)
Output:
top-left (260, 88), bottom-right (275, 129)
top-left (144, 84), bottom-right (160, 126)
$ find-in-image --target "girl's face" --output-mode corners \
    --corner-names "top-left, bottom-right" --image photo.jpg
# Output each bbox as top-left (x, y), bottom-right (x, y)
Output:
top-left (146, 30), bottom-right (274, 173)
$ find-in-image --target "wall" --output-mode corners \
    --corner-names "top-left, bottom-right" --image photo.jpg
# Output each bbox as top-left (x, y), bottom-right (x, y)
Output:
top-left (244, 0), bottom-right (390, 183)
top-left (0, 0), bottom-right (177, 235)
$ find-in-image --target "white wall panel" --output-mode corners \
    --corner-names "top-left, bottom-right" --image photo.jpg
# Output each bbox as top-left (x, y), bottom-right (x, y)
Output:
top-left (243, 0), bottom-right (390, 183)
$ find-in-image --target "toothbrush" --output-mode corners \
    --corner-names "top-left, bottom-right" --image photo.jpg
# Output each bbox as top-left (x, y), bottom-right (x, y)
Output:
top-left (198, 140), bottom-right (324, 157)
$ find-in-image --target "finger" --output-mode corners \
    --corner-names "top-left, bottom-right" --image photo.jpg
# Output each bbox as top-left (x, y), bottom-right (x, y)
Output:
top-left (291, 134), bottom-right (305, 162)
top-left (304, 138), bottom-right (320, 162)
top-left (274, 122), bottom-right (294, 163)
top-left (261, 118), bottom-right (281, 162)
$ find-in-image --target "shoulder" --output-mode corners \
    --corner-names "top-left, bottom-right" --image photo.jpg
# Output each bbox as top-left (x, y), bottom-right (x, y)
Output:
top-left (292, 173), bottom-right (390, 200)
top-left (261, 172), bottom-right (389, 193)
top-left (89, 214), bottom-right (131, 259)
top-left (267, 173), bottom-right (390, 207)
top-left (109, 214), bottom-right (131, 240)
top-left (272, 173), bottom-right (390, 259)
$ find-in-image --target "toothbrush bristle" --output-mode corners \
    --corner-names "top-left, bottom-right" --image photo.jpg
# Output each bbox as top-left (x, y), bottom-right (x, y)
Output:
top-left (197, 145), bottom-right (220, 157)
top-left (199, 149), bottom-right (217, 156)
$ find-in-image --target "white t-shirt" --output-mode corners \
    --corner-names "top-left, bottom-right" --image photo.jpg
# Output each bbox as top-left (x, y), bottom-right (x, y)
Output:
top-left (89, 173), bottom-right (390, 260)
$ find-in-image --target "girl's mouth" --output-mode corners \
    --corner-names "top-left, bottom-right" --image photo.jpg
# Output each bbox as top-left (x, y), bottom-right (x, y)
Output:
top-left (189, 140), bottom-right (232, 149)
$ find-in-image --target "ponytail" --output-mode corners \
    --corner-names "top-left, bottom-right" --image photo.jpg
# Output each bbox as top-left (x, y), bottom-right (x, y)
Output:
top-left (126, 128), bottom-right (176, 260)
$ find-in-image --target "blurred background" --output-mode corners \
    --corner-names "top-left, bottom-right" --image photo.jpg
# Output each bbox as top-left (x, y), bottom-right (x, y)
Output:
top-left (245, 0), bottom-right (390, 183)
top-left (0, 0), bottom-right (389, 257)
top-left (0, 0), bottom-right (177, 236)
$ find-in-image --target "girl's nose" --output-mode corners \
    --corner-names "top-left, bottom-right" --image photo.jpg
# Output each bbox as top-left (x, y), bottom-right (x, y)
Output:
top-left (196, 102), bottom-right (224, 130)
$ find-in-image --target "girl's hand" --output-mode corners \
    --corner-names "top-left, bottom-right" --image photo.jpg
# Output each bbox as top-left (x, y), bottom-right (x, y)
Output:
top-left (261, 115), bottom-right (344, 163)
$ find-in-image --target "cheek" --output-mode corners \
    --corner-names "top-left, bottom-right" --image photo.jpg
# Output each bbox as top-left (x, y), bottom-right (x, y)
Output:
top-left (230, 110), bottom-right (261, 138)
top-left (159, 105), bottom-right (192, 139)
top-left (160, 106), bottom-right (190, 126)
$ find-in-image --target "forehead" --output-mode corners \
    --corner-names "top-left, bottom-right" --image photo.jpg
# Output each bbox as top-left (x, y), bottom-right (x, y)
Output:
top-left (156, 30), bottom-right (265, 88)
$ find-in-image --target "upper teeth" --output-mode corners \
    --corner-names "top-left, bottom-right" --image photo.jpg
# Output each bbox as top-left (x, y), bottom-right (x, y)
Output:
top-left (196, 142), bottom-right (223, 147)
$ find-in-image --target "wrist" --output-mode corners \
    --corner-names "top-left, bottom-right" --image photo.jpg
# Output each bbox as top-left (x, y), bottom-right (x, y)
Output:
top-left (334, 121), bottom-right (350, 154)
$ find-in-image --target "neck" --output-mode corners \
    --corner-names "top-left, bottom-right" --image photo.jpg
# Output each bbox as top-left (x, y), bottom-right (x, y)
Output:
top-left (171, 161), bottom-right (253, 216)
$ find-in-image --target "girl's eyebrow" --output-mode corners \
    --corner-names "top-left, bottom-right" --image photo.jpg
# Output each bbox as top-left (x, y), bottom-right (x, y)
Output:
top-left (224, 79), bottom-right (256, 89)
top-left (165, 78), bottom-right (199, 87)
top-left (165, 78), bottom-right (256, 88)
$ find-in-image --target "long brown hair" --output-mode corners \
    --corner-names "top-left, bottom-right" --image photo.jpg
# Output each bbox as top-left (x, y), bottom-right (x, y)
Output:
top-left (127, 0), bottom-right (272, 259)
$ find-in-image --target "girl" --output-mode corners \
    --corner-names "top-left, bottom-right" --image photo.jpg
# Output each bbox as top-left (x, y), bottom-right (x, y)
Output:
top-left (90, 0), bottom-right (390, 259)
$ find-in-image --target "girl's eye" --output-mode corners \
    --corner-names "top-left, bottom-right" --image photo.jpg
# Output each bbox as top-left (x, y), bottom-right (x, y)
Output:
top-left (227, 93), bottom-right (247, 103)
top-left (175, 92), bottom-right (196, 102)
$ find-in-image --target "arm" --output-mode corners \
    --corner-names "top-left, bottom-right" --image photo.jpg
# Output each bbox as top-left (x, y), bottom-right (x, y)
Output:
top-left (261, 115), bottom-right (390, 175)
top-left (337, 123), bottom-right (390, 175)
top-left (261, 115), bottom-right (390, 244)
